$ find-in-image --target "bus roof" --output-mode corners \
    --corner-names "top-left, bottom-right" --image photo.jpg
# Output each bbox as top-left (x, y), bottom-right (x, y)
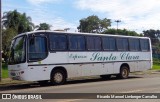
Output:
top-left (13, 30), bottom-right (150, 39)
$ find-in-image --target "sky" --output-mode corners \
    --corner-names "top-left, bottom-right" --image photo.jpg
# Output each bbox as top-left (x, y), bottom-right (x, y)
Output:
top-left (2, 0), bottom-right (160, 33)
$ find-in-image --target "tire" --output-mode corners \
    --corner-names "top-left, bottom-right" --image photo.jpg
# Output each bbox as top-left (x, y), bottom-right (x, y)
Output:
top-left (100, 75), bottom-right (111, 79)
top-left (117, 66), bottom-right (129, 79)
top-left (50, 69), bottom-right (66, 85)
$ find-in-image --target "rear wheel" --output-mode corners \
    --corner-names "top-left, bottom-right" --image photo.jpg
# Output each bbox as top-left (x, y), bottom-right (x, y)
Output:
top-left (50, 70), bottom-right (66, 85)
top-left (117, 66), bottom-right (129, 79)
top-left (100, 75), bottom-right (111, 79)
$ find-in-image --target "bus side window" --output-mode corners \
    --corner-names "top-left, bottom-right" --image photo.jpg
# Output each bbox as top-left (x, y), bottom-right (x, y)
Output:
top-left (117, 38), bottom-right (129, 51)
top-left (110, 37), bottom-right (116, 51)
top-left (117, 38), bottom-right (123, 51)
top-left (140, 39), bottom-right (150, 51)
top-left (49, 34), bottom-right (67, 51)
top-left (102, 37), bottom-right (116, 51)
top-left (69, 35), bottom-right (86, 51)
top-left (87, 36), bottom-right (101, 51)
top-left (129, 38), bottom-right (140, 51)
top-left (123, 38), bottom-right (129, 51)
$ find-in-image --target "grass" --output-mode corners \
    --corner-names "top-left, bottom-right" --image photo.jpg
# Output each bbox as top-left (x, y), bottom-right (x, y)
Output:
top-left (152, 64), bottom-right (160, 70)
top-left (2, 69), bottom-right (8, 78)
top-left (2, 63), bottom-right (8, 78)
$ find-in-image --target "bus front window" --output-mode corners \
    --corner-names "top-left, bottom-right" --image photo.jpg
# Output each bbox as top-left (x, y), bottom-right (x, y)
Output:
top-left (28, 36), bottom-right (48, 61)
top-left (9, 36), bottom-right (26, 64)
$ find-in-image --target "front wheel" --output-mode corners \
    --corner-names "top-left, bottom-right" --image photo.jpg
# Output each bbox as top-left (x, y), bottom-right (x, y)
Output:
top-left (117, 66), bottom-right (129, 79)
top-left (50, 70), bottom-right (66, 85)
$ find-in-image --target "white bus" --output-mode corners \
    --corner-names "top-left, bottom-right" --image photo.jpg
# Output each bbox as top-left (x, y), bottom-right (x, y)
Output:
top-left (8, 30), bottom-right (152, 85)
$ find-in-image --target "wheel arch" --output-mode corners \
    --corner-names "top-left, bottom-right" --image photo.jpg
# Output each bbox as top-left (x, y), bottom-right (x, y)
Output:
top-left (120, 63), bottom-right (130, 72)
top-left (50, 66), bottom-right (68, 79)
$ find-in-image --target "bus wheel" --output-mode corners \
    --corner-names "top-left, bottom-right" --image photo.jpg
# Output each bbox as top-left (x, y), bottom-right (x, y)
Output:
top-left (100, 75), bottom-right (111, 79)
top-left (50, 70), bottom-right (66, 85)
top-left (117, 66), bottom-right (129, 79)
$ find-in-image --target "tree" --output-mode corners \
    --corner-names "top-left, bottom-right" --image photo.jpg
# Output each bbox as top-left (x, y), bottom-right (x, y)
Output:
top-left (143, 29), bottom-right (160, 54)
top-left (18, 13), bottom-right (34, 33)
top-left (143, 29), bottom-right (160, 45)
top-left (99, 18), bottom-right (111, 32)
top-left (2, 28), bottom-right (17, 62)
top-left (2, 10), bottom-right (34, 34)
top-left (77, 15), bottom-right (111, 33)
top-left (2, 10), bottom-right (34, 62)
top-left (103, 28), bottom-right (141, 36)
top-left (37, 23), bottom-right (51, 30)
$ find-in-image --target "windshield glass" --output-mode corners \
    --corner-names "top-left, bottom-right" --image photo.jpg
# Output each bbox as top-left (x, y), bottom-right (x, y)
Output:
top-left (9, 36), bottom-right (26, 64)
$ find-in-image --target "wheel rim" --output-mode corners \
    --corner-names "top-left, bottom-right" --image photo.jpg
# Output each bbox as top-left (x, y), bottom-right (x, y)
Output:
top-left (122, 68), bottom-right (128, 78)
top-left (54, 72), bottom-right (63, 83)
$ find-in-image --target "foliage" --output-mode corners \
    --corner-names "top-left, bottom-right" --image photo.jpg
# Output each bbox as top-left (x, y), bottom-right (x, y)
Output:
top-left (77, 15), bottom-right (111, 33)
top-left (102, 28), bottom-right (141, 36)
top-left (2, 10), bottom-right (34, 34)
top-left (153, 58), bottom-right (160, 65)
top-left (18, 13), bottom-right (34, 33)
top-left (1, 10), bottom-right (52, 62)
top-left (143, 29), bottom-right (160, 45)
top-left (2, 28), bottom-right (17, 62)
top-left (2, 10), bottom-right (34, 62)
top-left (37, 23), bottom-right (51, 30)
top-left (143, 29), bottom-right (160, 54)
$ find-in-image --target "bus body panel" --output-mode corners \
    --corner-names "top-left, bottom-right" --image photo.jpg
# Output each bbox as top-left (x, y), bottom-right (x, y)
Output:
top-left (8, 31), bottom-right (152, 81)
top-left (8, 52), bottom-right (151, 81)
top-left (8, 63), bottom-right (28, 80)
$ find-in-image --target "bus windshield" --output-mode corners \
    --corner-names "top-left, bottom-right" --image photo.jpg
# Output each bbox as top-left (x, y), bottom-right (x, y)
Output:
top-left (9, 36), bottom-right (26, 64)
